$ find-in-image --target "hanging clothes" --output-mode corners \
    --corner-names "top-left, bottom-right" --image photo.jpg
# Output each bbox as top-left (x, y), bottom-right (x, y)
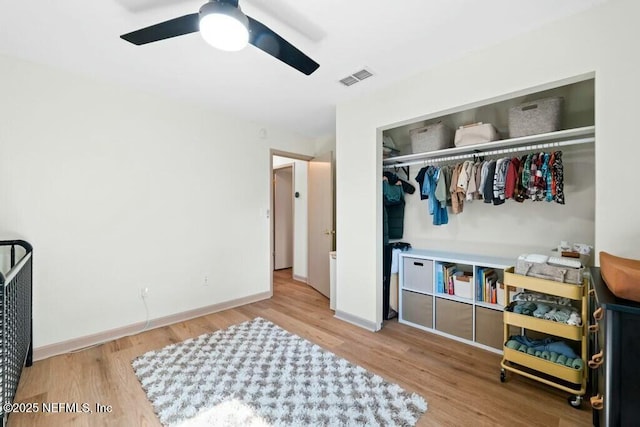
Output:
top-left (505, 157), bottom-right (520, 199)
top-left (493, 157), bottom-right (511, 205)
top-left (457, 160), bottom-right (474, 203)
top-left (383, 171), bottom-right (416, 194)
top-left (449, 163), bottom-right (465, 213)
top-left (383, 178), bottom-right (405, 243)
top-left (552, 151), bottom-right (565, 204)
top-left (422, 166), bottom-right (448, 225)
top-left (466, 161), bottom-right (480, 201)
top-left (514, 154), bottom-right (528, 202)
top-left (414, 167), bottom-right (429, 200)
top-left (473, 160), bottom-right (485, 200)
top-left (482, 160), bottom-right (497, 203)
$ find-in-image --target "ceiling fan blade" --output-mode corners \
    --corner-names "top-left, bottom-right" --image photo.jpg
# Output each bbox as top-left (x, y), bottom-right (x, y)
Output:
top-left (247, 16), bottom-right (319, 75)
top-left (121, 13), bottom-right (199, 45)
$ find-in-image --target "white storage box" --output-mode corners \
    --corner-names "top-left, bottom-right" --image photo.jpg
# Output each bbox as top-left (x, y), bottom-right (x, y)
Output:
top-left (453, 273), bottom-right (473, 299)
top-left (409, 122), bottom-right (452, 153)
top-left (403, 257), bottom-right (433, 293)
top-left (454, 122), bottom-right (500, 147)
top-left (509, 97), bottom-right (564, 138)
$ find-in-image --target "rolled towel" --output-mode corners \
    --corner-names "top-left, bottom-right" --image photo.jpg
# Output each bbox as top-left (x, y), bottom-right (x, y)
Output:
top-left (565, 357), bottom-right (574, 367)
top-left (552, 310), bottom-right (570, 323)
top-left (557, 354), bottom-right (567, 365)
top-left (506, 340), bottom-right (520, 350)
top-left (533, 303), bottom-right (551, 318)
top-left (535, 350), bottom-right (542, 357)
top-left (527, 347), bottom-right (536, 355)
top-left (544, 308), bottom-right (557, 320)
top-left (550, 352), bottom-right (558, 363)
top-left (541, 350), bottom-right (551, 360)
top-left (567, 312), bottom-right (582, 326)
top-left (518, 344), bottom-right (528, 353)
top-left (521, 302), bottom-right (537, 316)
top-left (572, 358), bottom-right (584, 370)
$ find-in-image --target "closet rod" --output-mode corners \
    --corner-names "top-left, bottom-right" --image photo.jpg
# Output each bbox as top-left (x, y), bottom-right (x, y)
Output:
top-left (383, 136), bottom-right (594, 169)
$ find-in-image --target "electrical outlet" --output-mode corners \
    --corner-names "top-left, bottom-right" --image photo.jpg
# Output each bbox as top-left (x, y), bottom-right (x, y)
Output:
top-left (141, 287), bottom-right (149, 298)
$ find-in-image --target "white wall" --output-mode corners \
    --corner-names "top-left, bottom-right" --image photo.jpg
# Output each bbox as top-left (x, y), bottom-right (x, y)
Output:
top-left (336, 0), bottom-right (640, 328)
top-left (0, 54), bottom-right (315, 348)
top-left (273, 155), bottom-right (309, 280)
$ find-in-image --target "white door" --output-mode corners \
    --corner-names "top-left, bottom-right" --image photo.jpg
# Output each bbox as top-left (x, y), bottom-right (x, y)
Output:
top-left (274, 166), bottom-right (294, 270)
top-left (307, 151), bottom-right (334, 297)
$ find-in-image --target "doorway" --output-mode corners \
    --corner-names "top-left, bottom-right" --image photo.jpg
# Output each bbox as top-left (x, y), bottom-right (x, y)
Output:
top-left (270, 150), bottom-right (334, 305)
top-left (273, 165), bottom-right (294, 270)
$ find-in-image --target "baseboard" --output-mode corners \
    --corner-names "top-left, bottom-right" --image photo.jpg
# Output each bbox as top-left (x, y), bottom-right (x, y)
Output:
top-left (292, 274), bottom-right (307, 283)
top-left (334, 310), bottom-right (381, 332)
top-left (33, 291), bottom-right (272, 361)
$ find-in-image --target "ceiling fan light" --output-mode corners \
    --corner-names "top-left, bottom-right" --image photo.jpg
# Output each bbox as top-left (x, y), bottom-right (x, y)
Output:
top-left (199, 2), bottom-right (249, 52)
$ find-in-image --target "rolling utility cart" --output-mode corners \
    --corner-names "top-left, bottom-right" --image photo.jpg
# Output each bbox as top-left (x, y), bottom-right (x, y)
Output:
top-left (500, 267), bottom-right (588, 408)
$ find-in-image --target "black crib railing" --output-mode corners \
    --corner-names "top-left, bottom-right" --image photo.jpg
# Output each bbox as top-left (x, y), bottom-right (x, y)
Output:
top-left (0, 240), bottom-right (33, 426)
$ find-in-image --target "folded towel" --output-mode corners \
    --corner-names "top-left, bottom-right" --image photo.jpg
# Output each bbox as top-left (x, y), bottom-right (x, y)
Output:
top-left (552, 309), bottom-right (571, 323)
top-left (527, 347), bottom-right (536, 355)
top-left (513, 302), bottom-right (537, 316)
top-left (518, 344), bottom-right (528, 353)
top-left (533, 303), bottom-right (551, 318)
top-left (557, 354), bottom-right (567, 365)
top-left (544, 308), bottom-right (557, 320)
top-left (535, 350), bottom-right (542, 357)
top-left (550, 352), bottom-right (558, 363)
top-left (565, 357), bottom-right (574, 367)
top-left (567, 312), bottom-right (582, 326)
top-left (572, 358), bottom-right (584, 370)
top-left (545, 341), bottom-right (579, 359)
top-left (522, 302), bottom-right (537, 316)
top-left (541, 350), bottom-right (551, 360)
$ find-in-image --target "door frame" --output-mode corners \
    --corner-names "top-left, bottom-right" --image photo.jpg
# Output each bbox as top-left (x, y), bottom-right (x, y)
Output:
top-left (269, 149), bottom-right (313, 294)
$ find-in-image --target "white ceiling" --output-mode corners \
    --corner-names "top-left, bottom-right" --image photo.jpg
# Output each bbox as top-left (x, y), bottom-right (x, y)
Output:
top-left (0, 0), bottom-right (606, 139)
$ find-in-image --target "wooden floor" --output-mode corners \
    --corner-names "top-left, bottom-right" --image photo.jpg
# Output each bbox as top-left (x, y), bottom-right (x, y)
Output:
top-left (11, 269), bottom-right (592, 426)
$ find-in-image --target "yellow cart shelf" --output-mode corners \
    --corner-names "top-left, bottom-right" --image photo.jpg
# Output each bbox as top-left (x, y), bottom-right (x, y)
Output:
top-left (500, 267), bottom-right (588, 408)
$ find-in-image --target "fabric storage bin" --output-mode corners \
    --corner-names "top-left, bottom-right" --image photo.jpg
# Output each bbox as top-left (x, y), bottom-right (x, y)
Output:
top-left (475, 307), bottom-right (503, 350)
top-left (435, 298), bottom-right (472, 340)
top-left (409, 122), bottom-right (452, 153)
top-left (403, 258), bottom-right (433, 293)
top-left (401, 290), bottom-right (433, 328)
top-left (509, 97), bottom-right (564, 138)
top-left (454, 122), bottom-right (500, 147)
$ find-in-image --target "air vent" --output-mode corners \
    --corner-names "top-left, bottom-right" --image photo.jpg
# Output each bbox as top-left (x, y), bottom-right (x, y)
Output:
top-left (339, 76), bottom-right (359, 87)
top-left (339, 68), bottom-right (374, 87)
top-left (352, 69), bottom-right (373, 81)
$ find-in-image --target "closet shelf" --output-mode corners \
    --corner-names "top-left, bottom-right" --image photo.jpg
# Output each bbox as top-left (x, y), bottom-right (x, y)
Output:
top-left (383, 125), bottom-right (595, 168)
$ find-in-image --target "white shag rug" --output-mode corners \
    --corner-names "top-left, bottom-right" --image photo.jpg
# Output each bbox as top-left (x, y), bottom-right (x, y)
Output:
top-left (132, 317), bottom-right (427, 426)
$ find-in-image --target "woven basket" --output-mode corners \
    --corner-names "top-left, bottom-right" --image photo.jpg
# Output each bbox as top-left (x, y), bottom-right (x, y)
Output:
top-left (509, 97), bottom-right (564, 138)
top-left (409, 122), bottom-right (452, 153)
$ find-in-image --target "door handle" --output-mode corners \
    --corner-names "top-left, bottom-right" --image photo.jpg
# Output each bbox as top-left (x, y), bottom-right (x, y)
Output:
top-left (593, 307), bottom-right (603, 321)
top-left (323, 230), bottom-right (335, 235)
top-left (588, 350), bottom-right (604, 369)
top-left (590, 394), bottom-right (604, 410)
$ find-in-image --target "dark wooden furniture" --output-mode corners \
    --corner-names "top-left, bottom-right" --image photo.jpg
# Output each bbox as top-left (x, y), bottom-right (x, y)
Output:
top-left (589, 267), bottom-right (640, 426)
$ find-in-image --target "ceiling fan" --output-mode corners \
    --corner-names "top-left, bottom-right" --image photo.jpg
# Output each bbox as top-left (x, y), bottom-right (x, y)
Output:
top-left (120, 0), bottom-right (320, 75)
